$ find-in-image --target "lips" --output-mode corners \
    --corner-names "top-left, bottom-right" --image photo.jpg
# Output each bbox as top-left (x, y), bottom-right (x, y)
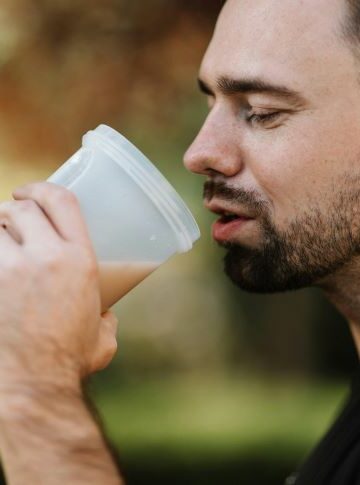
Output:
top-left (212, 216), bottom-right (253, 242)
top-left (205, 201), bottom-right (255, 242)
top-left (204, 201), bottom-right (255, 220)
top-left (218, 213), bottom-right (249, 223)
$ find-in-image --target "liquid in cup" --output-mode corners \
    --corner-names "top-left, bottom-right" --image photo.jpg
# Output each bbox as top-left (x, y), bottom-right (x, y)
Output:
top-left (98, 261), bottom-right (158, 312)
top-left (47, 125), bottom-right (201, 311)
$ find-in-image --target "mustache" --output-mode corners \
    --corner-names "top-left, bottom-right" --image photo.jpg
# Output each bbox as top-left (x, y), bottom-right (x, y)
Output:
top-left (203, 180), bottom-right (269, 216)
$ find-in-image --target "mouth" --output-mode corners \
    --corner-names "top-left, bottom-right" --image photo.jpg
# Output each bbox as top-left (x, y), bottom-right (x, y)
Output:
top-left (204, 200), bottom-right (255, 220)
top-left (204, 202), bottom-right (255, 242)
top-left (217, 212), bottom-right (251, 223)
top-left (212, 215), bottom-right (253, 242)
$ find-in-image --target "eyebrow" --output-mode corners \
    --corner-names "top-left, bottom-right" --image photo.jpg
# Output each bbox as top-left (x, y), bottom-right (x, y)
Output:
top-left (198, 76), bottom-right (306, 105)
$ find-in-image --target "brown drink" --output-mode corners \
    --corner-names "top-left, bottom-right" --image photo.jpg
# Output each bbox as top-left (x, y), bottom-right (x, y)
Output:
top-left (98, 261), bottom-right (158, 312)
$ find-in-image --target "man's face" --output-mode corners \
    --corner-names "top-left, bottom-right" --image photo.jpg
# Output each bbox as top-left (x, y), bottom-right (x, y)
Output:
top-left (184, 0), bottom-right (360, 293)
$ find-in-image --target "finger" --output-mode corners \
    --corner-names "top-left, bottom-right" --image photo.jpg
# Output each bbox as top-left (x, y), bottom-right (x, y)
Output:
top-left (12, 182), bottom-right (92, 247)
top-left (0, 200), bottom-right (60, 246)
top-left (0, 224), bottom-right (20, 250)
top-left (0, 220), bottom-right (22, 245)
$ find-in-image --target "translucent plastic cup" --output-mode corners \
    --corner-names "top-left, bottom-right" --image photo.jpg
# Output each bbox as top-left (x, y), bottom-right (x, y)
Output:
top-left (47, 125), bottom-right (200, 312)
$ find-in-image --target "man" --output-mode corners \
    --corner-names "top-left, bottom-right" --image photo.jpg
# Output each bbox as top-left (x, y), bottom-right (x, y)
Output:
top-left (184, 1), bottom-right (360, 483)
top-left (0, 0), bottom-right (360, 483)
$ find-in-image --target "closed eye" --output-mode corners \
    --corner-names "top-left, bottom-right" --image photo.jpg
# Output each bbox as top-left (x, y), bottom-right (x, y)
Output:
top-left (246, 111), bottom-right (282, 126)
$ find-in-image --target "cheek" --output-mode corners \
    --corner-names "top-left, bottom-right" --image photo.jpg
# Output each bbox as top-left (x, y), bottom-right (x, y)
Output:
top-left (242, 104), bottom-right (360, 228)
top-left (247, 133), bottom-right (338, 226)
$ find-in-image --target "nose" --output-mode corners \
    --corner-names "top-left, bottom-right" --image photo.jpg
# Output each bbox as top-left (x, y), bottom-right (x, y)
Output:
top-left (183, 108), bottom-right (244, 178)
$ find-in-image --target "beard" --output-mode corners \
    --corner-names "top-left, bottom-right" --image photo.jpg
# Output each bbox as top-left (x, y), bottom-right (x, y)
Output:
top-left (204, 179), bottom-right (360, 293)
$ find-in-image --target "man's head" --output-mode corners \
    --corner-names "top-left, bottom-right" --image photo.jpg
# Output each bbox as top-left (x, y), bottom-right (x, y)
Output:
top-left (184, 0), bottom-right (360, 293)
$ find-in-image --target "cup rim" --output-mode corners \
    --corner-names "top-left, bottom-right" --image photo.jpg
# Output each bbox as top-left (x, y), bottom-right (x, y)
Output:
top-left (83, 125), bottom-right (200, 253)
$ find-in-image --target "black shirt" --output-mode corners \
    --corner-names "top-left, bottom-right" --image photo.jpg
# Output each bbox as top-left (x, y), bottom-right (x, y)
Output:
top-left (286, 368), bottom-right (360, 485)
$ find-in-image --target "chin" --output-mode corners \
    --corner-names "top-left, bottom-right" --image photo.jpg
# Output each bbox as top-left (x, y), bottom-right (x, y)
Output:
top-left (223, 245), bottom-right (335, 294)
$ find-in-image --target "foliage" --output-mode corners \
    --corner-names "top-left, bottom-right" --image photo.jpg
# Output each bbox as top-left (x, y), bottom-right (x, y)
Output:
top-left (88, 372), bottom-right (348, 484)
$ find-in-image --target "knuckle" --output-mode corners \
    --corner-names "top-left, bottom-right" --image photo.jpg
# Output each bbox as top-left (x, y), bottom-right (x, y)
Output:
top-left (40, 244), bottom-right (96, 275)
top-left (0, 199), bottom-right (37, 216)
top-left (54, 187), bottom-right (79, 206)
top-left (40, 247), bottom-right (65, 270)
top-left (74, 247), bottom-right (98, 276)
top-left (0, 200), bottom-right (13, 214)
top-left (17, 199), bottom-right (37, 212)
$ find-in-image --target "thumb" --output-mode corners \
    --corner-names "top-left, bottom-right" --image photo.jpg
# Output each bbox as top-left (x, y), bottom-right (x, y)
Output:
top-left (101, 310), bottom-right (119, 335)
top-left (87, 310), bottom-right (119, 375)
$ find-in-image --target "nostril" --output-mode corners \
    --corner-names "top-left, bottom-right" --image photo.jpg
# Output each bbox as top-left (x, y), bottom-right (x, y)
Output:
top-left (184, 143), bottom-right (217, 176)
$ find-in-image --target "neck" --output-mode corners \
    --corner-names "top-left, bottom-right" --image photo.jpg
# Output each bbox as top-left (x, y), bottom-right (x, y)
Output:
top-left (320, 259), bottom-right (360, 358)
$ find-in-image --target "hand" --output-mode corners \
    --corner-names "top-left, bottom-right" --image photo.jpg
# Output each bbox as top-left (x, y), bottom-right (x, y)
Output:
top-left (0, 181), bottom-right (118, 394)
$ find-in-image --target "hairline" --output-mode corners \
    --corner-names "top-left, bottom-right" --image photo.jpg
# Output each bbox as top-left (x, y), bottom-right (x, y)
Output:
top-left (339, 0), bottom-right (360, 61)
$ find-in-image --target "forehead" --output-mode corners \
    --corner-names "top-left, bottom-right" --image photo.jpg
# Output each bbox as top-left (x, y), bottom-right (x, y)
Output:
top-left (201, 0), bottom-right (352, 93)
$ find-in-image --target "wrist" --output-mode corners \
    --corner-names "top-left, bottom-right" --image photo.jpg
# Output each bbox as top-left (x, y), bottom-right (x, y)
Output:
top-left (0, 379), bottom-right (124, 485)
top-left (0, 381), bottom-right (99, 457)
top-left (0, 352), bottom-right (82, 399)
top-left (0, 343), bottom-right (84, 390)
top-left (0, 378), bottom-right (83, 423)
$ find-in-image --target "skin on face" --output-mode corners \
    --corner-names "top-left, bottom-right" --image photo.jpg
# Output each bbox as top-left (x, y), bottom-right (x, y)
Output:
top-left (184, 0), bottom-right (360, 292)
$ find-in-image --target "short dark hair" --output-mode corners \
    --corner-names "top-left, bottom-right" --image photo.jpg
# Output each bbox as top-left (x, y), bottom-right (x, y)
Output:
top-left (343, 0), bottom-right (360, 45)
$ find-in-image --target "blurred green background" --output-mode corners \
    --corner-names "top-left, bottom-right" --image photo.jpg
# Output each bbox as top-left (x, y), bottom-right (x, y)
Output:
top-left (0, 1), bottom-right (358, 484)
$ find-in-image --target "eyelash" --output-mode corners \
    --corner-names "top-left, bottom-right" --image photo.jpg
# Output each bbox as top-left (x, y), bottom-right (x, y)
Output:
top-left (246, 112), bottom-right (281, 126)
